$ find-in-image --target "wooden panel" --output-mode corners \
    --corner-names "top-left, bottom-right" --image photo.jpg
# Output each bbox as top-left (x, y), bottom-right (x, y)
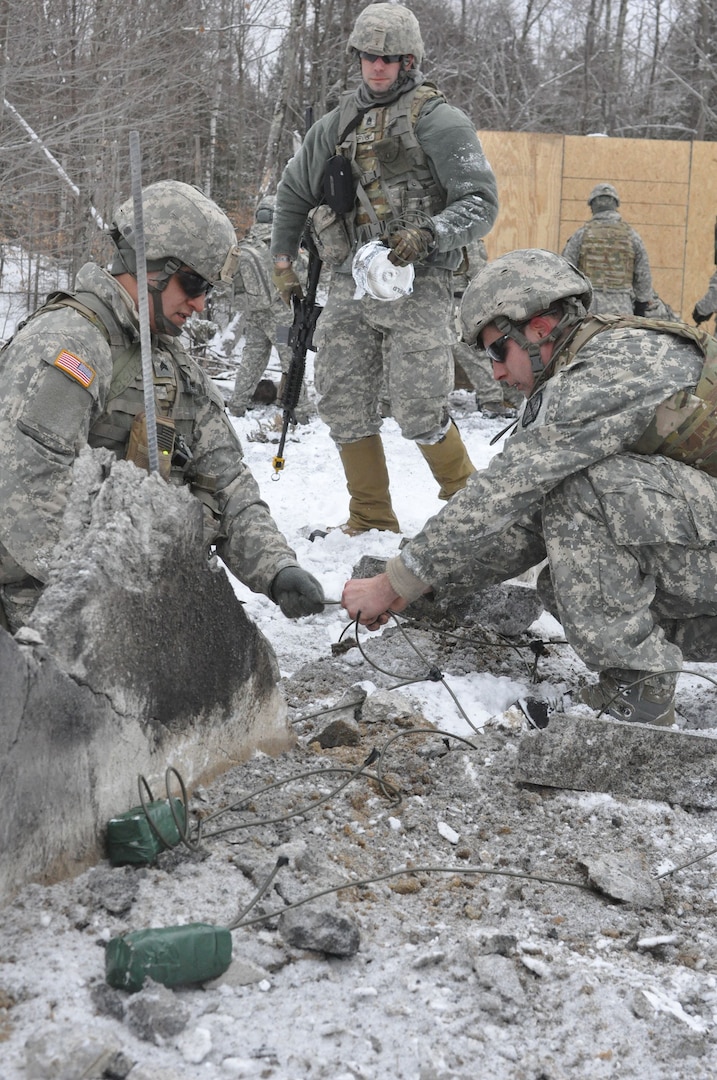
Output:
top-left (477, 131), bottom-right (564, 257)
top-left (562, 136), bottom-right (690, 185)
top-left (684, 141), bottom-right (717, 319)
top-left (477, 130), bottom-right (706, 319)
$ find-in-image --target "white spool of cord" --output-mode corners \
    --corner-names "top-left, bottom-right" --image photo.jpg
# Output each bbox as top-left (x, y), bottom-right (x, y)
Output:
top-left (352, 240), bottom-right (415, 302)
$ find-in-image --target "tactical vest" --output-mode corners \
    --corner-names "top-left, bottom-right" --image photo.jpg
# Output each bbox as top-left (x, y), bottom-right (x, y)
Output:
top-left (25, 290), bottom-right (216, 490)
top-left (553, 314), bottom-right (717, 476)
top-left (335, 82), bottom-right (446, 246)
top-left (577, 218), bottom-right (635, 290)
top-left (235, 238), bottom-right (274, 307)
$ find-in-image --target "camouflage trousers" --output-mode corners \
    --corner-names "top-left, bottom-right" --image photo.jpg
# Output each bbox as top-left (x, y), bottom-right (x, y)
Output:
top-left (313, 267), bottom-right (455, 443)
top-left (541, 453), bottom-right (717, 675)
top-left (0, 540), bottom-right (44, 633)
top-left (229, 306), bottom-right (308, 412)
top-left (463, 453), bottom-right (717, 675)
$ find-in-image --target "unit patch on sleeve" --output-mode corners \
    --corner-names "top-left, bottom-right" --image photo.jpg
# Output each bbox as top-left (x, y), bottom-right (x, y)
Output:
top-left (53, 349), bottom-right (96, 388)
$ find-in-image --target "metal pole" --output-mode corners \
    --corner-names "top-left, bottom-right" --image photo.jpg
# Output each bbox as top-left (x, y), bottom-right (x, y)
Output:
top-left (128, 130), bottom-right (160, 475)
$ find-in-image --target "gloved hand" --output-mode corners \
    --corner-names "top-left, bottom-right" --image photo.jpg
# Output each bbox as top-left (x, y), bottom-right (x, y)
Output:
top-left (272, 262), bottom-right (304, 307)
top-left (693, 306), bottom-right (709, 326)
top-left (271, 566), bottom-right (325, 618)
top-left (386, 222), bottom-right (435, 266)
top-left (633, 300), bottom-right (649, 317)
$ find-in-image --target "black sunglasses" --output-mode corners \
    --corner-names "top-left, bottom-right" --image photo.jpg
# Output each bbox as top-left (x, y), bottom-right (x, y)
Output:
top-left (175, 268), bottom-right (213, 299)
top-left (359, 51), bottom-right (403, 63)
top-left (485, 333), bottom-right (511, 364)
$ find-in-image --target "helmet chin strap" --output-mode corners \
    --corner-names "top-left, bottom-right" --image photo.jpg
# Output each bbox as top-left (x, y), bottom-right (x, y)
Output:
top-left (147, 257), bottom-right (183, 338)
top-left (493, 308), bottom-right (581, 377)
top-left (493, 316), bottom-right (545, 376)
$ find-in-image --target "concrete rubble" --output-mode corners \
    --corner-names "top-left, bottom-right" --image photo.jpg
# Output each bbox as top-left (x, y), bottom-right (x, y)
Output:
top-left (0, 449), bottom-right (292, 906)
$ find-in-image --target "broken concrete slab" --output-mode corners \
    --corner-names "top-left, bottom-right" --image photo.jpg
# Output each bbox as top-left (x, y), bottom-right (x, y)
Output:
top-left (515, 711), bottom-right (717, 808)
top-left (0, 451), bottom-right (293, 906)
top-left (579, 849), bottom-right (664, 909)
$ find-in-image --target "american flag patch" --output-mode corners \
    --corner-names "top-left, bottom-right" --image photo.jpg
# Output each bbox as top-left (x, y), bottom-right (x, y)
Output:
top-left (53, 349), bottom-right (96, 388)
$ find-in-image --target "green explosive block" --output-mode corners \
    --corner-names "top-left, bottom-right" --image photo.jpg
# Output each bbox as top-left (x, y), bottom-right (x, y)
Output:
top-left (106, 797), bottom-right (186, 866)
top-left (105, 923), bottom-right (233, 992)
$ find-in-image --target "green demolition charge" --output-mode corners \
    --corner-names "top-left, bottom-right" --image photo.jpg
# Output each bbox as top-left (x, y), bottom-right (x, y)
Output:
top-left (106, 797), bottom-right (186, 866)
top-left (105, 923), bottom-right (233, 992)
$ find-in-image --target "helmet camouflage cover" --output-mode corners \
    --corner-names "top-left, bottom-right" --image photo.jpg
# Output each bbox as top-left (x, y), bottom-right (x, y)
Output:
top-left (460, 249), bottom-right (593, 346)
top-left (111, 180), bottom-right (239, 285)
top-left (588, 182), bottom-right (620, 206)
top-left (255, 194), bottom-right (276, 223)
top-left (347, 3), bottom-right (424, 66)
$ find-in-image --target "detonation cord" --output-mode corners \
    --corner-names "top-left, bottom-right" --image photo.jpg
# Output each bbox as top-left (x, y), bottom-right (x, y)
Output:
top-left (224, 861), bottom-right (593, 932)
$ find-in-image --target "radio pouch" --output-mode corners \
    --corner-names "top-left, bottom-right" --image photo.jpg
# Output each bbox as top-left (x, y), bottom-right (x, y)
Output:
top-left (323, 154), bottom-right (355, 214)
top-left (322, 111), bottom-right (365, 214)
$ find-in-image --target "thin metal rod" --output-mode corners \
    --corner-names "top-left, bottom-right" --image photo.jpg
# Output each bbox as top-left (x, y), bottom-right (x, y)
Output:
top-left (129, 131), bottom-right (160, 475)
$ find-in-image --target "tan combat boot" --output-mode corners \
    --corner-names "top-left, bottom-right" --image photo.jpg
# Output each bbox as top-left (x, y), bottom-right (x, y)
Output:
top-left (337, 435), bottom-right (401, 534)
top-left (418, 422), bottom-right (475, 500)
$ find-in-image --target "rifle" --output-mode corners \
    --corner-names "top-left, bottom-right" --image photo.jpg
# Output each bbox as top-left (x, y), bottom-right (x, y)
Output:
top-left (271, 102), bottom-right (322, 477)
top-left (272, 235), bottom-right (323, 476)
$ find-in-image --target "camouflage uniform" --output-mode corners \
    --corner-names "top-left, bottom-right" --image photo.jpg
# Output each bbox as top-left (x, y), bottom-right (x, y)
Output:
top-left (271, 9), bottom-right (498, 451)
top-left (228, 221), bottom-right (311, 419)
top-left (562, 189), bottom-right (653, 316)
top-left (0, 260), bottom-right (304, 630)
top-left (450, 238), bottom-right (520, 414)
top-left (693, 268), bottom-right (717, 325)
top-left (387, 269), bottom-right (717, 683)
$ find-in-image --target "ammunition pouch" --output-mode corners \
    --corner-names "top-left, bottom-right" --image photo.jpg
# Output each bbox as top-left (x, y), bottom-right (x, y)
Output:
top-left (126, 412), bottom-right (175, 480)
top-left (307, 204), bottom-right (352, 268)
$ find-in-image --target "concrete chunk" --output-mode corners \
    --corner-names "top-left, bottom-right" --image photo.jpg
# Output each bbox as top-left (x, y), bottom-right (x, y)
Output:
top-left (0, 451), bottom-right (292, 905)
top-left (515, 711), bottom-right (717, 808)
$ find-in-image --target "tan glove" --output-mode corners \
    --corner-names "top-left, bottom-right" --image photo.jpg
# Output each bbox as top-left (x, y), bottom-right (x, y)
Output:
top-left (387, 223), bottom-right (436, 266)
top-left (272, 262), bottom-right (304, 306)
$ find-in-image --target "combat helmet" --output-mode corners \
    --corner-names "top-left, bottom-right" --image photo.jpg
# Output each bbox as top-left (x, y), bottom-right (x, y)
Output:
top-left (110, 180), bottom-right (239, 288)
top-left (347, 3), bottom-right (424, 66)
top-left (588, 182), bottom-right (620, 206)
top-left (461, 249), bottom-right (592, 375)
top-left (254, 194), bottom-right (276, 224)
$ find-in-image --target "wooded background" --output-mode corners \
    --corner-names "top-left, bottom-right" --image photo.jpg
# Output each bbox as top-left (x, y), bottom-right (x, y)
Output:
top-left (479, 131), bottom-right (717, 320)
top-left (2, 0), bottom-right (717, 323)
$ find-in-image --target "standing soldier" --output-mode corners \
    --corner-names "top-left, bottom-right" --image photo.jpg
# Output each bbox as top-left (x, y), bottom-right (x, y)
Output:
top-left (228, 195), bottom-right (312, 423)
top-left (271, 3), bottom-right (498, 534)
top-left (562, 183), bottom-right (653, 316)
top-left (0, 181), bottom-right (324, 632)
top-left (451, 236), bottom-right (519, 419)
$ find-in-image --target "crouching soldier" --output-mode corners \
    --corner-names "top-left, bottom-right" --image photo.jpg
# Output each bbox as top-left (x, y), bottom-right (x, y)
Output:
top-left (343, 248), bottom-right (717, 725)
top-left (0, 180), bottom-right (324, 632)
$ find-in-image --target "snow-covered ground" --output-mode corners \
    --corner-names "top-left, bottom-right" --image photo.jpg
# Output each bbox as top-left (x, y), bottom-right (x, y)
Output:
top-left (3, 296), bottom-right (717, 1080)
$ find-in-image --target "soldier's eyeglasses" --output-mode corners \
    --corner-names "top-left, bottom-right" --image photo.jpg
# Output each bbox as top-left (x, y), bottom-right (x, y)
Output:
top-left (175, 269), bottom-right (213, 298)
top-left (485, 333), bottom-right (511, 364)
top-left (359, 51), bottom-right (403, 63)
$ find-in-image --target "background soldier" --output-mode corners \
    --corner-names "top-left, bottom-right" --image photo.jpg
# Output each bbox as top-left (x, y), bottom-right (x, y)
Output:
top-left (0, 180), bottom-right (324, 631)
top-left (451, 236), bottom-right (520, 418)
top-left (270, 2), bottom-right (498, 534)
top-left (343, 248), bottom-right (717, 726)
top-left (228, 195), bottom-right (312, 424)
top-left (692, 267), bottom-right (717, 328)
top-left (562, 183), bottom-right (653, 316)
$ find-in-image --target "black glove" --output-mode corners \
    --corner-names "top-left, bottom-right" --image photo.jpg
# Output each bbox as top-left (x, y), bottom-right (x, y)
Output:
top-left (271, 566), bottom-right (325, 618)
top-left (387, 222), bottom-right (435, 266)
top-left (693, 306), bottom-right (709, 326)
top-left (633, 300), bottom-right (648, 317)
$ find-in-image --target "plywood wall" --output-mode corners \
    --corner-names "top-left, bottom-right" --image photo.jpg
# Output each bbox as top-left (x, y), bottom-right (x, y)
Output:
top-left (477, 131), bottom-right (717, 321)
